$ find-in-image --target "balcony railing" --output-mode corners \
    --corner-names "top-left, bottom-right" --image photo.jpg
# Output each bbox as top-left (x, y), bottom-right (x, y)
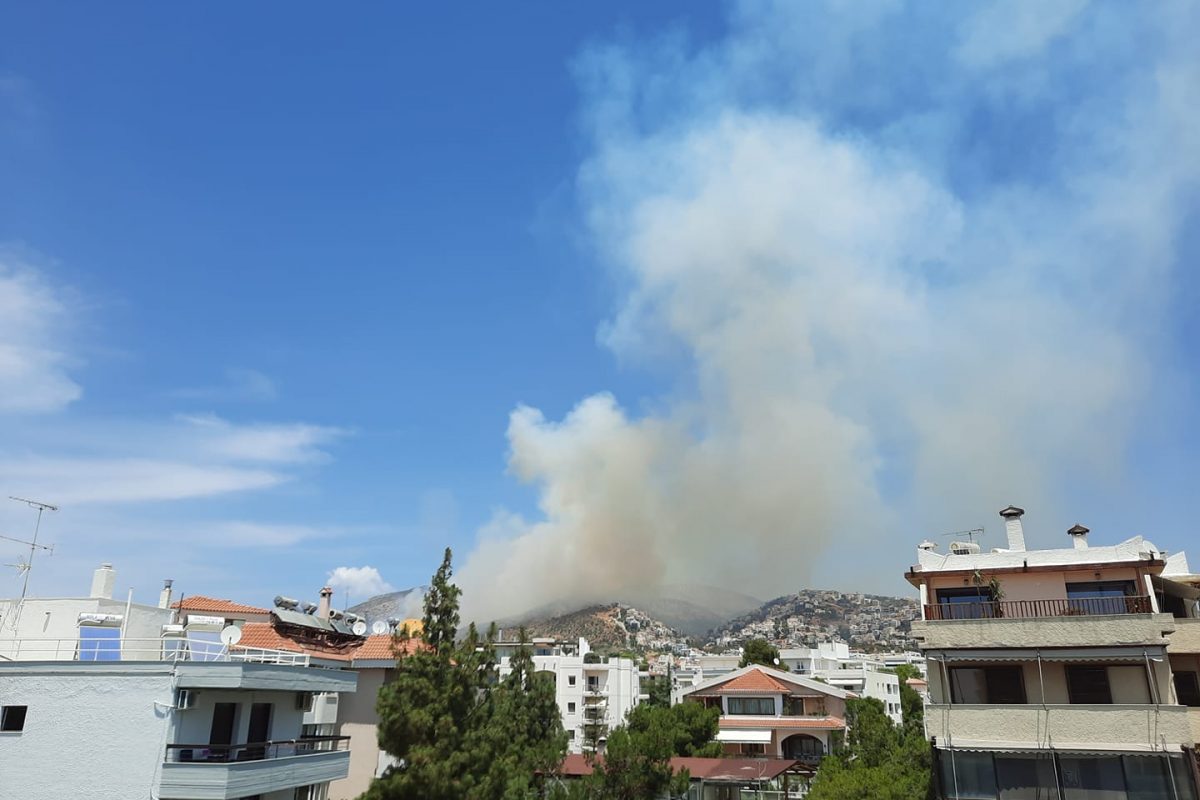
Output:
top-left (924, 595), bottom-right (1152, 621)
top-left (165, 735), bottom-right (349, 763)
top-left (0, 636), bottom-right (310, 666)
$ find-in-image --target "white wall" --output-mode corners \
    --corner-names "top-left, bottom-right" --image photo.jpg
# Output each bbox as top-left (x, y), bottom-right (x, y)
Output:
top-left (0, 668), bottom-right (174, 800)
top-left (171, 687), bottom-right (310, 746)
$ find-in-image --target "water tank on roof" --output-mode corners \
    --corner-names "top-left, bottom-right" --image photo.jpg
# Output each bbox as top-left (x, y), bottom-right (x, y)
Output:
top-left (950, 541), bottom-right (981, 555)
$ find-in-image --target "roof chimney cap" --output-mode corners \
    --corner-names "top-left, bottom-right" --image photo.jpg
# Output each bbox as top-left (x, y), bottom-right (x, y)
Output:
top-left (999, 505), bottom-right (1025, 519)
top-left (1067, 524), bottom-right (1089, 536)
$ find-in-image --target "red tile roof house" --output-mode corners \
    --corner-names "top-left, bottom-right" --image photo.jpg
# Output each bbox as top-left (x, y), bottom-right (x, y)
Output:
top-left (558, 753), bottom-right (802, 797)
top-left (679, 664), bottom-right (850, 765)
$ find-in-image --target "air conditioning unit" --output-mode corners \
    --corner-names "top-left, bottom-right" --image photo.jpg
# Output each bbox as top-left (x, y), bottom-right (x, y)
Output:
top-left (295, 692), bottom-right (315, 712)
top-left (175, 689), bottom-right (196, 710)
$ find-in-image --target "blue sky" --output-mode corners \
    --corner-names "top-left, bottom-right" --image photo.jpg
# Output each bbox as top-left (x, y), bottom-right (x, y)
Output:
top-left (2, 2), bottom-right (1198, 617)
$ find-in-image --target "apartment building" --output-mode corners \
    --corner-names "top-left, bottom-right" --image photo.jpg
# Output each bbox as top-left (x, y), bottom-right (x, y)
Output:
top-left (907, 506), bottom-right (1200, 800)
top-left (0, 566), bottom-right (357, 800)
top-left (679, 664), bottom-right (848, 766)
top-left (780, 642), bottom-right (903, 723)
top-left (495, 637), bottom-right (642, 755)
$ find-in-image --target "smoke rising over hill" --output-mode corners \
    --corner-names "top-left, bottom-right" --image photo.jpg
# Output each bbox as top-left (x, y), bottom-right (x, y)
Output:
top-left (457, 1), bottom-right (1200, 623)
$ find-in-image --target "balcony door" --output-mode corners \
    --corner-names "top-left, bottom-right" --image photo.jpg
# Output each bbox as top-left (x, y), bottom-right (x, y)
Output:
top-left (208, 702), bottom-right (237, 761)
top-left (935, 587), bottom-right (995, 620)
top-left (1065, 581), bottom-right (1136, 616)
top-left (245, 703), bottom-right (272, 760)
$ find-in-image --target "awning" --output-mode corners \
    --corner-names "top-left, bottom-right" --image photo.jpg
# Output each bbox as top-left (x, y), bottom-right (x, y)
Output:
top-left (716, 730), bottom-right (773, 744)
top-left (929, 646), bottom-right (1166, 663)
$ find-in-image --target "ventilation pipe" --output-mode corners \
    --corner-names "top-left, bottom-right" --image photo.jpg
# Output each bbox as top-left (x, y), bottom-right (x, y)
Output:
top-left (90, 563), bottom-right (116, 599)
top-left (1067, 524), bottom-right (1089, 550)
top-left (159, 579), bottom-right (174, 609)
top-left (317, 586), bottom-right (334, 620)
top-left (999, 506), bottom-right (1026, 552)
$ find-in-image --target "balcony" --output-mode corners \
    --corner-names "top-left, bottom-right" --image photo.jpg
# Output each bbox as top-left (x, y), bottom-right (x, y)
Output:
top-left (913, 600), bottom-right (1174, 651)
top-left (924, 704), bottom-right (1193, 751)
top-left (924, 596), bottom-right (1152, 621)
top-left (0, 636), bottom-right (309, 666)
top-left (158, 736), bottom-right (349, 800)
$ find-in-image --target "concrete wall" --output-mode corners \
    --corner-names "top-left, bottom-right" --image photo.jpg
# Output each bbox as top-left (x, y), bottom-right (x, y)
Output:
top-left (1171, 618), bottom-right (1200, 655)
top-left (0, 597), bottom-right (173, 660)
top-left (924, 703), bottom-right (1193, 750)
top-left (171, 687), bottom-right (310, 746)
top-left (329, 667), bottom-right (389, 800)
top-left (913, 614), bottom-right (1174, 650)
top-left (0, 666), bottom-right (174, 800)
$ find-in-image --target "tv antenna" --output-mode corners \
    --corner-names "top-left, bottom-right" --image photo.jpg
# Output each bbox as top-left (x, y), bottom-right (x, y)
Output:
top-left (941, 527), bottom-right (984, 544)
top-left (3, 497), bottom-right (58, 602)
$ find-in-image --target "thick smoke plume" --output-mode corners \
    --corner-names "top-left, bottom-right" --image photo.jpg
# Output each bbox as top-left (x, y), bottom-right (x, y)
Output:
top-left (458, 0), bottom-right (1200, 622)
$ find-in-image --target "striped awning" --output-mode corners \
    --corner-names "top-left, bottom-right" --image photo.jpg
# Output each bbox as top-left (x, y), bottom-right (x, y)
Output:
top-left (928, 646), bottom-right (1166, 663)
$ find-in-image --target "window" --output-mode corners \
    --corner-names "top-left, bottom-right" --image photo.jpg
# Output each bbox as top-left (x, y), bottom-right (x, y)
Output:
top-left (949, 667), bottom-right (1026, 704)
top-left (935, 588), bottom-right (995, 619)
top-left (1066, 666), bottom-right (1112, 704)
top-left (567, 702), bottom-right (576, 713)
top-left (1, 705), bottom-right (28, 732)
top-left (567, 675), bottom-right (576, 686)
top-left (739, 743), bottom-right (766, 756)
top-left (567, 730), bottom-right (575, 740)
top-left (77, 625), bottom-right (121, 661)
top-left (938, 750), bottom-right (998, 799)
top-left (1174, 671), bottom-right (1200, 707)
top-left (1059, 756), bottom-right (1125, 799)
top-left (1065, 581), bottom-right (1137, 615)
top-left (727, 697), bottom-right (775, 715)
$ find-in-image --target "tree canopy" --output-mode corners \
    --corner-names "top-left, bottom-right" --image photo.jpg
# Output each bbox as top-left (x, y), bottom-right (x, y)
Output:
top-left (363, 548), bottom-right (567, 800)
top-left (739, 637), bottom-right (780, 668)
top-left (805, 695), bottom-right (932, 800)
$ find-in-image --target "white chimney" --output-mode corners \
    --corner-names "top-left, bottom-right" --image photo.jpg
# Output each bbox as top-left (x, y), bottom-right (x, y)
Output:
top-left (317, 586), bottom-right (334, 620)
top-left (90, 563), bottom-right (116, 599)
top-left (158, 579), bottom-right (174, 609)
top-left (1067, 524), bottom-right (1089, 550)
top-left (999, 506), bottom-right (1026, 552)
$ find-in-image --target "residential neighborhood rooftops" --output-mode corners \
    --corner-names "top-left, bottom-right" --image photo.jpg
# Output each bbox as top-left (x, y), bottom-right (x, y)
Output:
top-left (683, 664), bottom-right (851, 699)
top-left (558, 754), bottom-right (799, 781)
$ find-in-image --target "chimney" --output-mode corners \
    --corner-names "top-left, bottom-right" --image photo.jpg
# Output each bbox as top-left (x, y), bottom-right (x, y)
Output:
top-left (999, 506), bottom-right (1026, 552)
top-left (158, 579), bottom-right (174, 609)
top-left (1067, 524), bottom-right (1089, 550)
top-left (317, 586), bottom-right (334, 620)
top-left (90, 563), bottom-right (116, 599)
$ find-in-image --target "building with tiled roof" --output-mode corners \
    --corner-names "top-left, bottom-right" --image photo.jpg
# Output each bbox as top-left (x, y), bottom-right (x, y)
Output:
top-left (171, 595), bottom-right (272, 622)
top-left (680, 665), bottom-right (849, 762)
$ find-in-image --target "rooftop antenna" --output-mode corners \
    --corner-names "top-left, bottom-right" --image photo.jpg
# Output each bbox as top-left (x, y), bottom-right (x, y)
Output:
top-left (2, 496), bottom-right (58, 632)
top-left (941, 527), bottom-right (984, 545)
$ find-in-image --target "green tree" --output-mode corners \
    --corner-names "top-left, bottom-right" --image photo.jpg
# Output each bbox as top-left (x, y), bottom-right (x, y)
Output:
top-left (364, 548), bottom-right (566, 800)
top-left (805, 696), bottom-right (932, 800)
top-left (557, 707), bottom-right (691, 800)
top-left (892, 665), bottom-right (925, 741)
top-left (641, 675), bottom-right (671, 708)
top-left (626, 701), bottom-right (723, 757)
top-left (739, 638), bottom-right (780, 668)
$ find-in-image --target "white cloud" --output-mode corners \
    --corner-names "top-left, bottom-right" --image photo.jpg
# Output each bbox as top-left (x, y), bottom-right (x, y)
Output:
top-left (0, 258), bottom-right (81, 413)
top-left (327, 566), bottom-right (393, 601)
top-left (458, 1), bottom-right (1200, 621)
top-left (170, 368), bottom-right (279, 403)
top-left (178, 413), bottom-right (345, 464)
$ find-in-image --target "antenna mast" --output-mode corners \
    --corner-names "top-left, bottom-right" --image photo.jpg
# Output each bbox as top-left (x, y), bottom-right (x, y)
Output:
top-left (4, 496), bottom-right (58, 604)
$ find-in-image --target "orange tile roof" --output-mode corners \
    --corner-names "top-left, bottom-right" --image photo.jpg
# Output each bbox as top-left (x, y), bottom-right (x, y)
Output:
top-left (172, 595), bottom-right (271, 615)
top-left (352, 633), bottom-right (423, 661)
top-left (711, 668), bottom-right (797, 694)
top-left (720, 716), bottom-right (845, 730)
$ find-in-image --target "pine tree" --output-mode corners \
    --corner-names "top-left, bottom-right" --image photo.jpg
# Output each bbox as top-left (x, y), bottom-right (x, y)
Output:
top-left (363, 549), bottom-right (566, 800)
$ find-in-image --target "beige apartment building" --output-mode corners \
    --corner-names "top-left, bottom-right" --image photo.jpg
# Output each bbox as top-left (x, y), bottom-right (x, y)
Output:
top-left (907, 506), bottom-right (1200, 799)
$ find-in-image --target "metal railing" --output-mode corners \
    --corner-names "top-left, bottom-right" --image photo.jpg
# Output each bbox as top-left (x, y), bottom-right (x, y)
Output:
top-left (924, 595), bottom-right (1152, 621)
top-left (0, 637), bottom-right (309, 666)
top-left (165, 735), bottom-right (349, 763)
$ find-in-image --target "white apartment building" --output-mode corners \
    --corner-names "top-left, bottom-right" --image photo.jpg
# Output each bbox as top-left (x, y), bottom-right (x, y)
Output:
top-left (496, 637), bottom-right (641, 754)
top-left (0, 565), bottom-right (357, 800)
top-left (907, 505), bottom-right (1200, 800)
top-left (780, 642), bottom-right (903, 724)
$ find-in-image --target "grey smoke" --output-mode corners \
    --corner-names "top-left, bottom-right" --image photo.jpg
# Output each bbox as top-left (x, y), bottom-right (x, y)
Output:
top-left (457, 1), bottom-right (1200, 622)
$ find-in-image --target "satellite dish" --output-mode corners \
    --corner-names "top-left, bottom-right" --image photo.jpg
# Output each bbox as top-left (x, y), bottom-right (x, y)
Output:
top-left (220, 626), bottom-right (243, 647)
top-left (371, 621), bottom-right (389, 635)
top-left (352, 620), bottom-right (368, 636)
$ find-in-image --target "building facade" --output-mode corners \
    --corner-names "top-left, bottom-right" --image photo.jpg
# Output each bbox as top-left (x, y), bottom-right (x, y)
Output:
top-left (679, 664), bottom-right (848, 765)
top-left (907, 506), bottom-right (1200, 799)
